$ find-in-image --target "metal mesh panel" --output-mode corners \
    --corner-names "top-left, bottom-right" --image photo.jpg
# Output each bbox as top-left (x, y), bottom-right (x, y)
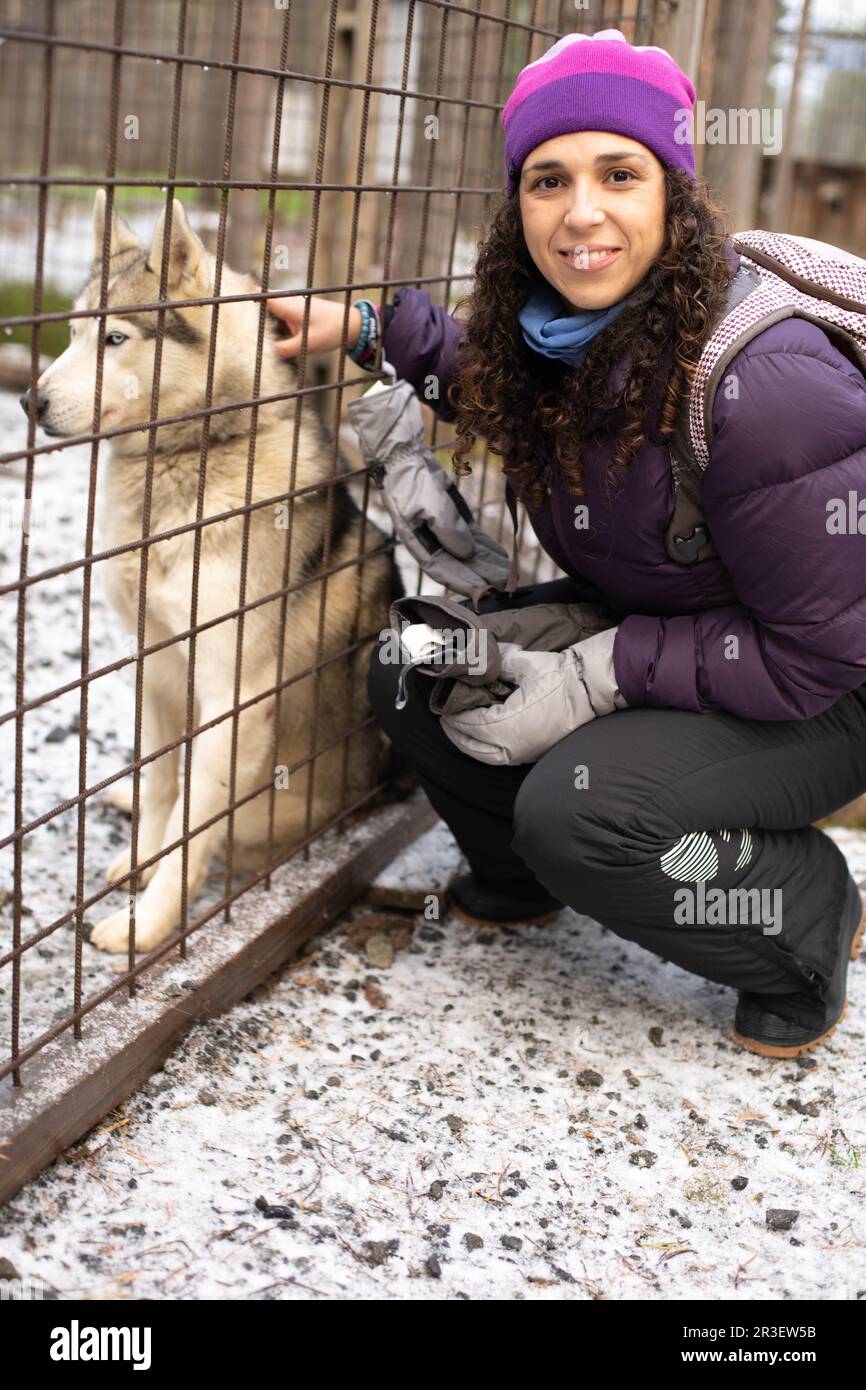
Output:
top-left (0, 0), bottom-right (664, 1090)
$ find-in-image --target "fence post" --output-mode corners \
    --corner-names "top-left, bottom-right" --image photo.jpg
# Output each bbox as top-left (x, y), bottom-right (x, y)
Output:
top-left (651, 0), bottom-right (709, 78)
top-left (769, 0), bottom-right (812, 231)
top-left (702, 0), bottom-right (777, 231)
top-left (225, 24), bottom-right (277, 275)
top-left (314, 0), bottom-right (382, 399)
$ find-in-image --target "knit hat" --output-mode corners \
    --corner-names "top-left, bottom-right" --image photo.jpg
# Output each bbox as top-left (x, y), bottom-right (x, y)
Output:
top-left (501, 28), bottom-right (696, 198)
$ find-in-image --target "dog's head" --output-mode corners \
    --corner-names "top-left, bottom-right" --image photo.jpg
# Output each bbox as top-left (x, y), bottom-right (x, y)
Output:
top-left (21, 190), bottom-right (276, 449)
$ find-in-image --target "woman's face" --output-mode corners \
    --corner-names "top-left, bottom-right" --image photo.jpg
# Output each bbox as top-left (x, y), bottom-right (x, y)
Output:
top-left (518, 130), bottom-right (666, 310)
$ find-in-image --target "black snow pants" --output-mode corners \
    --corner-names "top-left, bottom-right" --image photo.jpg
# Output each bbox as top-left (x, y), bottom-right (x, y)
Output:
top-left (368, 575), bottom-right (866, 1026)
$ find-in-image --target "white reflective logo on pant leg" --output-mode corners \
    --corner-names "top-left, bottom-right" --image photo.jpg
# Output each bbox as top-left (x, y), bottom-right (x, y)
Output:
top-left (659, 827), bottom-right (754, 883)
top-left (734, 828), bottom-right (754, 870)
top-left (660, 831), bottom-right (719, 882)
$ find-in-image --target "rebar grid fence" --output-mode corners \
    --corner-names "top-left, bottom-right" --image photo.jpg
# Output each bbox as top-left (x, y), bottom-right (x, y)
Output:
top-left (0, 0), bottom-right (674, 1103)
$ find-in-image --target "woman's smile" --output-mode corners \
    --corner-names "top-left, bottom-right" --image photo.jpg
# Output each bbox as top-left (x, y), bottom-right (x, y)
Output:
top-left (557, 246), bottom-right (623, 273)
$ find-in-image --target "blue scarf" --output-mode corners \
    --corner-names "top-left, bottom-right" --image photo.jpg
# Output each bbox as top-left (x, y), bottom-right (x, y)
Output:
top-left (518, 279), bottom-right (631, 366)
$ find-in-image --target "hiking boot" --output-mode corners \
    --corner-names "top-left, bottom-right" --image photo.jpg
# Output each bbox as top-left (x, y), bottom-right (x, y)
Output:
top-left (732, 874), bottom-right (865, 1058)
top-left (448, 869), bottom-right (562, 927)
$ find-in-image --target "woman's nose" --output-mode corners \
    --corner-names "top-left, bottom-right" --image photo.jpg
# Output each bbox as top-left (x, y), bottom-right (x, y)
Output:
top-left (563, 187), bottom-right (606, 228)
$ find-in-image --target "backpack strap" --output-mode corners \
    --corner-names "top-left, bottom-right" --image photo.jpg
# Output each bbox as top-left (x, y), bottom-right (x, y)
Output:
top-left (663, 294), bottom-right (794, 568)
top-left (665, 230), bottom-right (866, 566)
top-left (664, 260), bottom-right (763, 564)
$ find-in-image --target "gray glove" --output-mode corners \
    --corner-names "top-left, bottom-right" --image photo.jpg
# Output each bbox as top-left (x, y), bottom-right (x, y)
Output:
top-left (346, 378), bottom-right (514, 599)
top-left (439, 626), bottom-right (629, 765)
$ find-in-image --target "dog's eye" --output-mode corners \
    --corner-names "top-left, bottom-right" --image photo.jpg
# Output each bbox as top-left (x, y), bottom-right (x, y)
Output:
top-left (105, 331), bottom-right (128, 347)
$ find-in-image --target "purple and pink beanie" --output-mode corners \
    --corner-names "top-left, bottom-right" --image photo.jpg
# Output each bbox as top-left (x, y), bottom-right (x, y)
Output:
top-left (501, 28), bottom-right (697, 198)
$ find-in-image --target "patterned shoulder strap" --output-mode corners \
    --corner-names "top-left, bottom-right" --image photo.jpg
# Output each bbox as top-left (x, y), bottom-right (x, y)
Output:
top-left (691, 231), bottom-right (866, 470)
top-left (664, 232), bottom-right (866, 566)
top-left (664, 257), bottom-right (760, 563)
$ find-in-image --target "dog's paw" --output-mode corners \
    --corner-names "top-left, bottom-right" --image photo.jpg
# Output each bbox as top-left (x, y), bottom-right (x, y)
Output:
top-left (90, 906), bottom-right (169, 954)
top-left (105, 845), bottom-right (157, 889)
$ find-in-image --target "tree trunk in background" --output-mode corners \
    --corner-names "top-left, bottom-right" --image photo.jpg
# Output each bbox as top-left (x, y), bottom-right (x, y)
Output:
top-left (400, 1), bottom-right (468, 294)
top-left (700, 0), bottom-right (777, 231)
top-left (650, 0), bottom-right (708, 73)
top-left (223, 21), bottom-right (275, 275)
top-left (769, 0), bottom-right (811, 231)
top-left (693, 0), bottom-right (722, 184)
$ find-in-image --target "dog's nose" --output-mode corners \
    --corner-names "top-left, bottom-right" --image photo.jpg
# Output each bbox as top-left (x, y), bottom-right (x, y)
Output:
top-left (19, 388), bottom-right (49, 419)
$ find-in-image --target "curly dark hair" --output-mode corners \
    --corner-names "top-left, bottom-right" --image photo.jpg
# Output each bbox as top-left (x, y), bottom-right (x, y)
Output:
top-left (447, 166), bottom-right (734, 512)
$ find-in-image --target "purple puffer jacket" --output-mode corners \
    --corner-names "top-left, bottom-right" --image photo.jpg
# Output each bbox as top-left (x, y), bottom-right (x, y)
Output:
top-left (380, 241), bottom-right (866, 721)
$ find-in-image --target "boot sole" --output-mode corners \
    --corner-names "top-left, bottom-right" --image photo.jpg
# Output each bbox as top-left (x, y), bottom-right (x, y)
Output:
top-left (449, 899), bottom-right (561, 929)
top-left (732, 998), bottom-right (849, 1058)
top-left (732, 886), bottom-right (865, 1059)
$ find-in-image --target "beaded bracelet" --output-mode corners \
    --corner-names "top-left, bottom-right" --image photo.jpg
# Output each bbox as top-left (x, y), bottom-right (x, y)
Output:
top-left (348, 298), bottom-right (397, 370)
top-left (347, 298), bottom-right (376, 366)
top-left (356, 298), bottom-right (375, 355)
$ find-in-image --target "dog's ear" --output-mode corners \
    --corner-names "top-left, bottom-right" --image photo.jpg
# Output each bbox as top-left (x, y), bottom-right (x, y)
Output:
top-left (146, 197), bottom-right (209, 293)
top-left (92, 188), bottom-right (142, 268)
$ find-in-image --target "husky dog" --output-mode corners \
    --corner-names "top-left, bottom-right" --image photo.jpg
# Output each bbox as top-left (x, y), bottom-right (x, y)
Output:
top-left (21, 190), bottom-right (402, 953)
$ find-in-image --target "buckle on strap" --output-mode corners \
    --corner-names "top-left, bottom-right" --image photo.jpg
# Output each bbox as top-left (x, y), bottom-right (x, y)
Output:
top-left (673, 523), bottom-right (711, 564)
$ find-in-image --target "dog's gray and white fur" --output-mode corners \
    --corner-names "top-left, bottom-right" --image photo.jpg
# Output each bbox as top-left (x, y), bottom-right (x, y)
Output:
top-left (27, 191), bottom-right (402, 953)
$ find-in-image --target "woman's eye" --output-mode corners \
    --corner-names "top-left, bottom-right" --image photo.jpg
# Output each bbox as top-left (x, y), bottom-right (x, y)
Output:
top-left (532, 169), bottom-right (635, 190)
top-left (105, 331), bottom-right (127, 346)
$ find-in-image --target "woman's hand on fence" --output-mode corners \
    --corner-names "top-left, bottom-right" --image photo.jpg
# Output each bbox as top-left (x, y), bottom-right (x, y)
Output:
top-left (259, 290), bottom-right (362, 359)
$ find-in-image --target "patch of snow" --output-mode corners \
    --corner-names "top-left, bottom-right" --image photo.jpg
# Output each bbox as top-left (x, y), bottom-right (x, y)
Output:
top-left (1, 803), bottom-right (864, 1300)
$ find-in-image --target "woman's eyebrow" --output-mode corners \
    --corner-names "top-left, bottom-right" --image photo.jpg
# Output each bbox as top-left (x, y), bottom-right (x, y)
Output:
top-left (522, 152), bottom-right (651, 177)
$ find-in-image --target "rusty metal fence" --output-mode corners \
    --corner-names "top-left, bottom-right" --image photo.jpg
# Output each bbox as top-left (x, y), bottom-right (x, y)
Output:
top-left (0, 0), bottom-right (676, 1190)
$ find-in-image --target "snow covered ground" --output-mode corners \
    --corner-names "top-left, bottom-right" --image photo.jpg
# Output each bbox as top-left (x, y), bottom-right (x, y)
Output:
top-left (1, 386), bottom-right (865, 1301)
top-left (0, 818), bottom-right (864, 1301)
